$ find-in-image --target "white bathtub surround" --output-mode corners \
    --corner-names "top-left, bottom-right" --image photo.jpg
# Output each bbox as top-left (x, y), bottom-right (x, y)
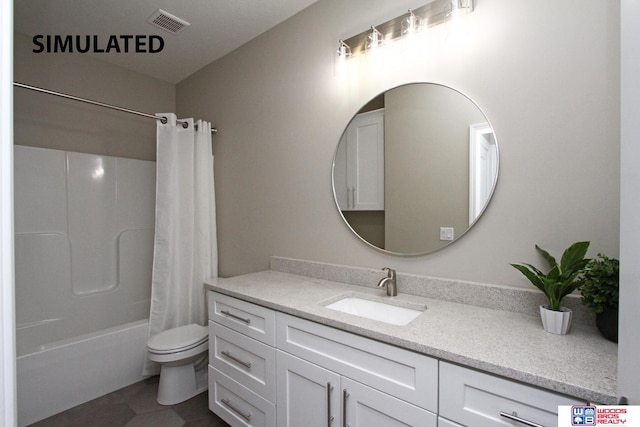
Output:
top-left (13, 146), bottom-right (156, 355)
top-left (145, 113), bottom-right (218, 376)
top-left (16, 320), bottom-right (149, 426)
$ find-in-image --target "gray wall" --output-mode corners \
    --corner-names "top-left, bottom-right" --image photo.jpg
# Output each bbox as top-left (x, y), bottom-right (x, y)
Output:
top-left (13, 33), bottom-right (175, 161)
top-left (177, 0), bottom-right (620, 287)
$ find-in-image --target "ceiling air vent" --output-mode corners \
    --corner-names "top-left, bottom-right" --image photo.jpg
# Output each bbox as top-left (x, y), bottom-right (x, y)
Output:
top-left (147, 9), bottom-right (190, 35)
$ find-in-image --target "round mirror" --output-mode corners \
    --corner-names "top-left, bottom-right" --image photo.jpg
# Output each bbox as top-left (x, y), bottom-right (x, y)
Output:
top-left (332, 83), bottom-right (499, 255)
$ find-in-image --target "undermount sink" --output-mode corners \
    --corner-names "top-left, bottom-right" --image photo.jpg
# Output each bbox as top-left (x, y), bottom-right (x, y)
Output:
top-left (324, 296), bottom-right (425, 326)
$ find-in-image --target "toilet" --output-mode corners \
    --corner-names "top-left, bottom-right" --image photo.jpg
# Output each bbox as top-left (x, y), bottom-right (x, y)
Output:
top-left (147, 323), bottom-right (209, 405)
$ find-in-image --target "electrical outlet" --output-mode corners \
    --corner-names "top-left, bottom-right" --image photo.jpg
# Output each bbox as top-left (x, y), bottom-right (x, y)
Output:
top-left (440, 227), bottom-right (454, 241)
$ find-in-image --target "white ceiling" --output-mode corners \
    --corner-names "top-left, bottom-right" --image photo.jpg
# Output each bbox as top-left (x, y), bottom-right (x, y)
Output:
top-left (14, 0), bottom-right (318, 84)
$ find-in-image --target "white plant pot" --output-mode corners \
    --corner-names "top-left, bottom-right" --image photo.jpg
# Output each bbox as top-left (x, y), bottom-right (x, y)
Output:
top-left (539, 305), bottom-right (573, 335)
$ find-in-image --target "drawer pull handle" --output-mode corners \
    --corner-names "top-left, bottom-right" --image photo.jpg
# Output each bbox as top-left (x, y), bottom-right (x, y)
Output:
top-left (221, 398), bottom-right (252, 421)
top-left (220, 309), bottom-right (251, 324)
top-left (327, 382), bottom-right (334, 426)
top-left (221, 350), bottom-right (252, 369)
top-left (342, 389), bottom-right (349, 427)
top-left (499, 411), bottom-right (543, 427)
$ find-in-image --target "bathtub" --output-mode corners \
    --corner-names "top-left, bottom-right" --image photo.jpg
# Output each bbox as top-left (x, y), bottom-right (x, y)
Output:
top-left (13, 146), bottom-right (156, 426)
top-left (17, 319), bottom-right (149, 426)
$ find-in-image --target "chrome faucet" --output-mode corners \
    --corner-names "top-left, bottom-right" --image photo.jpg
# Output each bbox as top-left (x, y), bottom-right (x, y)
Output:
top-left (377, 267), bottom-right (397, 296)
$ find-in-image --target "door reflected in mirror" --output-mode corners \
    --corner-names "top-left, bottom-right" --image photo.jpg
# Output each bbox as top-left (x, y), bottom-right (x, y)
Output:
top-left (332, 83), bottom-right (499, 255)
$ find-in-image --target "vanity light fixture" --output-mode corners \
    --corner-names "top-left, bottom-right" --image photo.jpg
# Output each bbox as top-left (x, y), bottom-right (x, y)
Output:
top-left (365, 26), bottom-right (384, 51)
top-left (337, 0), bottom-right (474, 59)
top-left (401, 9), bottom-right (423, 36)
top-left (446, 0), bottom-right (473, 18)
top-left (336, 39), bottom-right (352, 58)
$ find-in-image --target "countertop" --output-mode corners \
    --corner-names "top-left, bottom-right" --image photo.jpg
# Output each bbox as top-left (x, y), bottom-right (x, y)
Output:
top-left (205, 270), bottom-right (618, 404)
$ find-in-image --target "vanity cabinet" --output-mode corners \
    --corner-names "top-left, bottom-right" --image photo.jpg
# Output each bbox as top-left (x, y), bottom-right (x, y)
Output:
top-left (278, 351), bottom-right (433, 427)
top-left (439, 362), bottom-right (583, 427)
top-left (208, 291), bottom-right (437, 426)
top-left (334, 108), bottom-right (385, 211)
top-left (208, 292), bottom-right (277, 426)
top-left (207, 290), bottom-right (582, 427)
top-left (276, 312), bottom-right (437, 427)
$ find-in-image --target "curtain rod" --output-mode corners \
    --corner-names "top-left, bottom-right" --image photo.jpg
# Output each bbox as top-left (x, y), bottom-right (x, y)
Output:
top-left (13, 82), bottom-right (218, 134)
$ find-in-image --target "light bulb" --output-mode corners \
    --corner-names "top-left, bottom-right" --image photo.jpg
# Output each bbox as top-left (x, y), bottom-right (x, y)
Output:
top-left (401, 9), bottom-right (422, 35)
top-left (336, 40), bottom-right (351, 58)
top-left (366, 26), bottom-right (384, 51)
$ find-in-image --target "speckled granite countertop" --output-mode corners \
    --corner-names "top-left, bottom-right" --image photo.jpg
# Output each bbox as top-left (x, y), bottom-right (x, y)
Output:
top-left (204, 270), bottom-right (617, 404)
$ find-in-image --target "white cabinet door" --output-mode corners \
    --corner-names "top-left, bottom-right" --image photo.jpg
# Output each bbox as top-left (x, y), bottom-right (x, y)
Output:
top-left (276, 350), bottom-right (341, 427)
top-left (336, 109), bottom-right (385, 211)
top-left (342, 377), bottom-right (437, 427)
top-left (438, 417), bottom-right (464, 427)
top-left (277, 350), bottom-right (436, 427)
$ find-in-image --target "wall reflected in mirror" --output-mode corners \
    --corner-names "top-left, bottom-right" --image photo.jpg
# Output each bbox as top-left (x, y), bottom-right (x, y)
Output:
top-left (332, 83), bottom-right (498, 255)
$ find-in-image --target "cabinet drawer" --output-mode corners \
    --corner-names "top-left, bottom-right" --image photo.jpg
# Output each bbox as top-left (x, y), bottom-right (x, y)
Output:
top-left (209, 322), bottom-right (276, 403)
top-left (276, 312), bottom-right (438, 412)
top-left (439, 362), bottom-right (583, 427)
top-left (208, 366), bottom-right (276, 427)
top-left (209, 292), bottom-right (276, 346)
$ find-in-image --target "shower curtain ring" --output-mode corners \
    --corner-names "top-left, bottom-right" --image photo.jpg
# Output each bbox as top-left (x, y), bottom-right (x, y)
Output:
top-left (160, 116), bottom-right (168, 124)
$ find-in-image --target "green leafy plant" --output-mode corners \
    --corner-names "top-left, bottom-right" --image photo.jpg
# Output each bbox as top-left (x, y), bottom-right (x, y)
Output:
top-left (511, 241), bottom-right (591, 311)
top-left (577, 254), bottom-right (619, 315)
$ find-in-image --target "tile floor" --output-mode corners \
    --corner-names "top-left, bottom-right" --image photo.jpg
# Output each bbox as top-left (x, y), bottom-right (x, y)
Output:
top-left (29, 376), bottom-right (230, 427)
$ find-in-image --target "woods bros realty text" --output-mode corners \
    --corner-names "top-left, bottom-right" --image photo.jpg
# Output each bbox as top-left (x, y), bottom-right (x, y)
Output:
top-left (32, 35), bottom-right (164, 53)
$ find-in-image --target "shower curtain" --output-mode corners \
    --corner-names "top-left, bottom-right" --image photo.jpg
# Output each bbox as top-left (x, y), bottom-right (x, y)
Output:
top-left (144, 113), bottom-right (218, 375)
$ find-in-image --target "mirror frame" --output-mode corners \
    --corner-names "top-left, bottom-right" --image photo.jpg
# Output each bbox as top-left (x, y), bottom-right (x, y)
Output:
top-left (331, 82), bottom-right (499, 256)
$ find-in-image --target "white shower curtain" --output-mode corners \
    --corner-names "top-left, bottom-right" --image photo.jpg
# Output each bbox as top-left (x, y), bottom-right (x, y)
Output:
top-left (144, 113), bottom-right (218, 375)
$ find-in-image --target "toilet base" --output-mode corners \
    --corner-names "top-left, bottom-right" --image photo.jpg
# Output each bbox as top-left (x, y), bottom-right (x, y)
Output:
top-left (156, 363), bottom-right (208, 405)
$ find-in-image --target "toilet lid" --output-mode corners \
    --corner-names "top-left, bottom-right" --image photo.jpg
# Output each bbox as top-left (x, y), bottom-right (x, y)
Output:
top-left (147, 324), bottom-right (208, 352)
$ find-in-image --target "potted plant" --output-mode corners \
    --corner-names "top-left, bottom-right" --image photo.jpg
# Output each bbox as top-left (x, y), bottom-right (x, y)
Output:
top-left (511, 241), bottom-right (590, 334)
top-left (577, 254), bottom-right (619, 342)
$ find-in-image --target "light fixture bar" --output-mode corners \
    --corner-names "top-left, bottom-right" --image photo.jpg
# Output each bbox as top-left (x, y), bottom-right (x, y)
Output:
top-left (339, 0), bottom-right (473, 57)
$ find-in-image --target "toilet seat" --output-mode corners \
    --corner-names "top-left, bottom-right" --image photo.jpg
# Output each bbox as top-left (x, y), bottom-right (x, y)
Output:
top-left (147, 324), bottom-right (208, 355)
